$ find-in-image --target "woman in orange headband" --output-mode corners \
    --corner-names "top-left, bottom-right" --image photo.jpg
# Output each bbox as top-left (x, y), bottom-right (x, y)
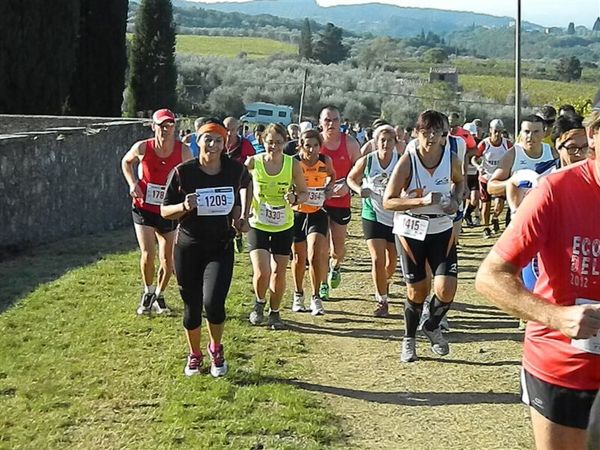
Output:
top-left (161, 118), bottom-right (250, 378)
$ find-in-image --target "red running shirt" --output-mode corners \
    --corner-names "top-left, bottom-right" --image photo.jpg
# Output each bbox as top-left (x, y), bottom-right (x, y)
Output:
top-left (493, 158), bottom-right (600, 390)
top-left (321, 136), bottom-right (352, 208)
top-left (134, 139), bottom-right (183, 214)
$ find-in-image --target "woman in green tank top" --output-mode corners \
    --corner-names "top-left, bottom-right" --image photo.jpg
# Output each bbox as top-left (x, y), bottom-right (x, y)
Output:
top-left (244, 123), bottom-right (308, 330)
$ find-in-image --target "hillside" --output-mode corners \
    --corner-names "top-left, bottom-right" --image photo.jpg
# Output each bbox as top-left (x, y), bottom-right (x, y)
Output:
top-left (171, 0), bottom-right (542, 38)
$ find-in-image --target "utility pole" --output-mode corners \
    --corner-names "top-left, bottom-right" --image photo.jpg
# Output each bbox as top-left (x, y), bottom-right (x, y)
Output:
top-left (298, 68), bottom-right (308, 124)
top-left (515, 0), bottom-right (522, 137)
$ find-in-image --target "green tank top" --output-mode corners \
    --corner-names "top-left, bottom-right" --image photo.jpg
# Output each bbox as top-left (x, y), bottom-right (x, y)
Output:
top-left (249, 153), bottom-right (294, 232)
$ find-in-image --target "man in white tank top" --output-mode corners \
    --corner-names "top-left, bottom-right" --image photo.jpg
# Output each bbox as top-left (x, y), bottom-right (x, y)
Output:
top-left (488, 115), bottom-right (557, 214)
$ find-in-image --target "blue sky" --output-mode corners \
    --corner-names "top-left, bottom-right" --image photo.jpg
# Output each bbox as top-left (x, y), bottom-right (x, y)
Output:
top-left (193, 0), bottom-right (600, 28)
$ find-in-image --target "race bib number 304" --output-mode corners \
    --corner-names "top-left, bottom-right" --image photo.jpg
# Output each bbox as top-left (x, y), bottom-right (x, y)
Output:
top-left (196, 187), bottom-right (235, 216)
top-left (571, 298), bottom-right (600, 355)
top-left (258, 203), bottom-right (287, 226)
top-left (145, 183), bottom-right (166, 206)
top-left (393, 214), bottom-right (429, 241)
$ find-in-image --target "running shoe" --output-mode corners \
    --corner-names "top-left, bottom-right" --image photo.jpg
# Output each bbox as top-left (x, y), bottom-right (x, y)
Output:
top-left (292, 292), bottom-right (307, 312)
top-left (464, 216), bottom-right (474, 228)
top-left (492, 218), bottom-right (500, 234)
top-left (249, 301), bottom-right (266, 325)
top-left (328, 266), bottom-right (341, 289)
top-left (184, 352), bottom-right (203, 376)
top-left (310, 296), bottom-right (325, 316)
top-left (400, 337), bottom-right (417, 363)
top-left (136, 292), bottom-right (155, 315)
top-left (207, 344), bottom-right (228, 378)
top-left (319, 282), bottom-right (330, 300)
top-left (483, 227), bottom-right (492, 239)
top-left (422, 326), bottom-right (450, 356)
top-left (267, 311), bottom-right (286, 330)
top-left (153, 295), bottom-right (171, 315)
top-left (235, 235), bottom-right (244, 253)
top-left (373, 301), bottom-right (389, 318)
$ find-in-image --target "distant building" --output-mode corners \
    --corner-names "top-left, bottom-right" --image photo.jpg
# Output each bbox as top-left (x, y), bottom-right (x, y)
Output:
top-left (544, 27), bottom-right (562, 34)
top-left (429, 67), bottom-right (458, 87)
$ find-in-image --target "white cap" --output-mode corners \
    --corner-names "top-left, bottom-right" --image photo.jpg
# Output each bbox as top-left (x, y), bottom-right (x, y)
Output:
top-left (463, 122), bottom-right (477, 136)
top-left (489, 119), bottom-right (504, 130)
top-left (299, 121), bottom-right (313, 133)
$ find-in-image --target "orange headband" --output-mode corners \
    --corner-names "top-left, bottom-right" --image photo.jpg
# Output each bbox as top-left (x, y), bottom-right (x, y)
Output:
top-left (556, 128), bottom-right (586, 149)
top-left (198, 123), bottom-right (227, 140)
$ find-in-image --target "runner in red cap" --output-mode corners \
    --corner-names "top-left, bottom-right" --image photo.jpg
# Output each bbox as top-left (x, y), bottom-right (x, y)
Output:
top-left (121, 108), bottom-right (192, 315)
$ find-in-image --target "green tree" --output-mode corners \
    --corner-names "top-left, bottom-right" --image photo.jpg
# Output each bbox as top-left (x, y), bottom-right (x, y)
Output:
top-left (416, 82), bottom-right (458, 112)
top-left (423, 47), bottom-right (448, 63)
top-left (0, 1), bottom-right (80, 114)
top-left (593, 17), bottom-right (600, 31)
top-left (355, 37), bottom-right (399, 70)
top-left (566, 22), bottom-right (576, 35)
top-left (556, 56), bottom-right (582, 82)
top-left (125, 0), bottom-right (177, 117)
top-left (299, 18), bottom-right (313, 59)
top-left (313, 23), bottom-right (349, 65)
top-left (68, 0), bottom-right (128, 116)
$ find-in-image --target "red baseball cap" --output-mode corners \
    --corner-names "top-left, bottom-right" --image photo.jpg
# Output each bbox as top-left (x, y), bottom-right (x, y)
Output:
top-left (152, 108), bottom-right (175, 124)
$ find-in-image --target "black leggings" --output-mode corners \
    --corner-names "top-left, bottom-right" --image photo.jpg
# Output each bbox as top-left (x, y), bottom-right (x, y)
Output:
top-left (174, 234), bottom-right (234, 330)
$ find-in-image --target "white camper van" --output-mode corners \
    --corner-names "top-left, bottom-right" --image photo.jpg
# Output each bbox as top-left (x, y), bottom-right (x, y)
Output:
top-left (241, 102), bottom-right (293, 126)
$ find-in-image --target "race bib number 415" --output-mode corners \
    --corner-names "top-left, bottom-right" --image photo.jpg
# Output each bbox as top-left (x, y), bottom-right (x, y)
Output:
top-left (196, 187), bottom-right (235, 216)
top-left (571, 298), bottom-right (600, 355)
top-left (393, 214), bottom-right (429, 241)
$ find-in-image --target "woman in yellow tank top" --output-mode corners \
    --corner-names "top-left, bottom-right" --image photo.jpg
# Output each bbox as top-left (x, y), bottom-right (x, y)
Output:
top-left (290, 130), bottom-right (336, 316)
top-left (245, 123), bottom-right (308, 330)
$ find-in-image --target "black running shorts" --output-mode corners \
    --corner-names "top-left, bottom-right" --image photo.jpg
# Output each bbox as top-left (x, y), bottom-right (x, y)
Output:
top-left (293, 210), bottom-right (328, 243)
top-left (362, 218), bottom-right (394, 243)
top-left (132, 206), bottom-right (177, 234)
top-left (247, 226), bottom-right (294, 256)
top-left (323, 206), bottom-right (351, 226)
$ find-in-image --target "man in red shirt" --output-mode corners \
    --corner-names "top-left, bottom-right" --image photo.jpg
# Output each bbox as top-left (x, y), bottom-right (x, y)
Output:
top-left (223, 116), bottom-right (256, 164)
top-left (476, 101), bottom-right (600, 449)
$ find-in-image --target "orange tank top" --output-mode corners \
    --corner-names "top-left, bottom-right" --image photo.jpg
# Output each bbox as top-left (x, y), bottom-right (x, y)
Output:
top-left (294, 154), bottom-right (329, 214)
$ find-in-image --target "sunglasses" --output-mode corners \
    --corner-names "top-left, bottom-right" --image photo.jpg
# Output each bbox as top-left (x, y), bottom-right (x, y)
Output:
top-left (159, 122), bottom-right (175, 130)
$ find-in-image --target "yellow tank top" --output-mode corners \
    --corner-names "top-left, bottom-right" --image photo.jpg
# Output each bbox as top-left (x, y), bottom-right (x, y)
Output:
top-left (294, 154), bottom-right (329, 214)
top-left (249, 153), bottom-right (294, 232)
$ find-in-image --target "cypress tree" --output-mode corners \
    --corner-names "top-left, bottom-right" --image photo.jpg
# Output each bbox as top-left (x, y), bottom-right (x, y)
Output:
top-left (313, 23), bottom-right (349, 65)
top-left (299, 18), bottom-right (313, 60)
top-left (0, 0), bottom-right (80, 114)
top-left (68, 0), bottom-right (128, 117)
top-left (593, 17), bottom-right (600, 31)
top-left (125, 0), bottom-right (177, 117)
top-left (566, 22), bottom-right (576, 35)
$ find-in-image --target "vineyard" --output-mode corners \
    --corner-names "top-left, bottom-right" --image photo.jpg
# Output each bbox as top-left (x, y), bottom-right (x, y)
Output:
top-left (176, 35), bottom-right (297, 59)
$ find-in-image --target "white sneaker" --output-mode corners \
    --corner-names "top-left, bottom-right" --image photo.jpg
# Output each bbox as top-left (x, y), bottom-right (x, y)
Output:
top-left (422, 326), bottom-right (450, 356)
top-left (152, 295), bottom-right (171, 315)
top-left (310, 296), bottom-right (325, 316)
top-left (136, 292), bottom-right (155, 315)
top-left (400, 337), bottom-right (417, 363)
top-left (184, 353), bottom-right (203, 376)
top-left (207, 344), bottom-right (228, 378)
top-left (292, 292), bottom-right (307, 312)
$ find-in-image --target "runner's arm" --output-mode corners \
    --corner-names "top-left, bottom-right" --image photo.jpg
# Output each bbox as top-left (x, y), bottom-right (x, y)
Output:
top-left (323, 155), bottom-right (337, 198)
top-left (161, 168), bottom-right (195, 220)
top-left (383, 154), bottom-right (433, 211)
top-left (290, 159), bottom-right (308, 205)
top-left (346, 156), bottom-right (367, 196)
top-left (121, 141), bottom-right (145, 198)
top-left (346, 135), bottom-right (362, 164)
top-left (476, 250), bottom-right (600, 339)
top-left (487, 149), bottom-right (515, 196)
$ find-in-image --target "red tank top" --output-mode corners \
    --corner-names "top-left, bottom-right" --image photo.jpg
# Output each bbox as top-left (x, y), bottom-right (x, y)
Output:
top-left (134, 139), bottom-right (183, 214)
top-left (321, 135), bottom-right (352, 208)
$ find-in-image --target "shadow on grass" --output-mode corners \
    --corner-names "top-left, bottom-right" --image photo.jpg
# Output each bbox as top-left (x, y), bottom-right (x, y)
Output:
top-left (0, 228), bottom-right (136, 314)
top-left (289, 380), bottom-right (520, 406)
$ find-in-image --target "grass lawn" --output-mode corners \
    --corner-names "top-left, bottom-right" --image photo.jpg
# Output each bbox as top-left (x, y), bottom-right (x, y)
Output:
top-left (0, 229), bottom-right (341, 449)
top-left (176, 35), bottom-right (297, 59)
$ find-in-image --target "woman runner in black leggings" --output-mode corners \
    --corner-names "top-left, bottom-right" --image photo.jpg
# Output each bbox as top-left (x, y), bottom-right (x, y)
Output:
top-left (162, 120), bottom-right (249, 377)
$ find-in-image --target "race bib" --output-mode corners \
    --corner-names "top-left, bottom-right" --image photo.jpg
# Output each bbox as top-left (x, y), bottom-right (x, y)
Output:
top-left (145, 183), bottom-right (166, 206)
top-left (393, 214), bottom-right (429, 241)
top-left (196, 187), bottom-right (235, 216)
top-left (571, 298), bottom-right (600, 355)
top-left (304, 187), bottom-right (325, 207)
top-left (258, 203), bottom-right (287, 226)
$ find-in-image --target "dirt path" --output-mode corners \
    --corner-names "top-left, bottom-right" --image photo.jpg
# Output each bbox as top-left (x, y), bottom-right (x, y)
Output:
top-left (285, 204), bottom-right (533, 450)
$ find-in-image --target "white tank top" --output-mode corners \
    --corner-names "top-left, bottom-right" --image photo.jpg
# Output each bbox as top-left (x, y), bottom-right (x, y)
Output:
top-left (481, 137), bottom-right (510, 180)
top-left (362, 151), bottom-right (399, 226)
top-left (511, 143), bottom-right (554, 174)
top-left (401, 144), bottom-right (453, 234)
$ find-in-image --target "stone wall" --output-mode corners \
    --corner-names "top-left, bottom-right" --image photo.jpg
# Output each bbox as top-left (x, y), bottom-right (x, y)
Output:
top-left (0, 117), bottom-right (152, 256)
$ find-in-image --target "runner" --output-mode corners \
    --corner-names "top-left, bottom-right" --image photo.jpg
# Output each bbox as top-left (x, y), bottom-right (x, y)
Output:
top-left (537, 104), bottom-right (557, 148)
top-left (475, 103), bottom-right (600, 450)
top-left (347, 124), bottom-right (399, 317)
top-left (290, 130), bottom-right (336, 316)
top-left (161, 120), bottom-right (248, 377)
top-left (383, 110), bottom-right (464, 362)
top-left (121, 108), bottom-right (191, 315)
top-left (223, 116), bottom-right (256, 163)
top-left (472, 119), bottom-right (512, 238)
top-left (246, 123), bottom-right (308, 329)
top-left (182, 117), bottom-right (206, 158)
top-left (318, 105), bottom-right (361, 299)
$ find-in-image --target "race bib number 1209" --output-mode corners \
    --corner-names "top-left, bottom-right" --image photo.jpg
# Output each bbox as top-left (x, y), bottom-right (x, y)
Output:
top-left (196, 187), bottom-right (235, 216)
